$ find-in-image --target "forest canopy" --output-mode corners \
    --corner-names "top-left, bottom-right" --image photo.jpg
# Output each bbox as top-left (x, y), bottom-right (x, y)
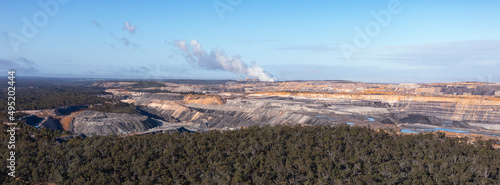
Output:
top-left (0, 124), bottom-right (498, 184)
top-left (0, 87), bottom-right (108, 121)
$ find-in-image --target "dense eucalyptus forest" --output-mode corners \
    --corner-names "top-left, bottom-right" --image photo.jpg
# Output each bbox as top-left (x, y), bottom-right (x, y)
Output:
top-left (0, 87), bottom-right (108, 122)
top-left (1, 124), bottom-right (499, 184)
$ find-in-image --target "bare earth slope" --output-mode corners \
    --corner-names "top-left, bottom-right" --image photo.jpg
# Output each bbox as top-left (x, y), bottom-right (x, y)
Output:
top-left (101, 81), bottom-right (500, 138)
top-left (72, 111), bottom-right (160, 136)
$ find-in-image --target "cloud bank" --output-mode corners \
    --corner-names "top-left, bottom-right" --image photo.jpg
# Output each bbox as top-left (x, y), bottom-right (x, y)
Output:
top-left (173, 39), bottom-right (276, 82)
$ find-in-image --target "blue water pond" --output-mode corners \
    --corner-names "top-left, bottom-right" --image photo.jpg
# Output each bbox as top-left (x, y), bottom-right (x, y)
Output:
top-left (400, 129), bottom-right (420, 134)
top-left (400, 128), bottom-right (470, 134)
top-left (425, 128), bottom-right (469, 133)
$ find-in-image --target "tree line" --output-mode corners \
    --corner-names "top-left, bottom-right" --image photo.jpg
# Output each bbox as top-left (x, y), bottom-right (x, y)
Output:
top-left (89, 102), bottom-right (137, 114)
top-left (0, 87), bottom-right (109, 122)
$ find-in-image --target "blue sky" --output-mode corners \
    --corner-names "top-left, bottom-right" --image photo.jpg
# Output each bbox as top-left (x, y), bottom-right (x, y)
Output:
top-left (1, 0), bottom-right (499, 83)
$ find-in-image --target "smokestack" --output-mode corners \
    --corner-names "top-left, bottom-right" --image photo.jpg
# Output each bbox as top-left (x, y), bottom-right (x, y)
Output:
top-left (173, 39), bottom-right (276, 82)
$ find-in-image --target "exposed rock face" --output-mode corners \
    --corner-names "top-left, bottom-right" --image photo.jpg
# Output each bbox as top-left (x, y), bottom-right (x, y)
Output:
top-left (254, 92), bottom-right (500, 123)
top-left (138, 125), bottom-right (196, 135)
top-left (55, 106), bottom-right (88, 116)
top-left (380, 113), bottom-right (473, 128)
top-left (131, 95), bottom-right (334, 129)
top-left (20, 109), bottom-right (57, 117)
top-left (99, 81), bottom-right (499, 138)
top-left (72, 111), bottom-right (160, 136)
top-left (60, 115), bottom-right (75, 131)
top-left (93, 81), bottom-right (136, 88)
top-left (117, 89), bottom-right (497, 137)
top-left (440, 84), bottom-right (500, 96)
top-left (39, 117), bottom-right (62, 130)
top-left (387, 100), bottom-right (500, 123)
top-left (183, 94), bottom-right (226, 105)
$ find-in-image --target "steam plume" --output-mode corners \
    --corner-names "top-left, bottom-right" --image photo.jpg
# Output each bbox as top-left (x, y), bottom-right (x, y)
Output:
top-left (173, 39), bottom-right (276, 82)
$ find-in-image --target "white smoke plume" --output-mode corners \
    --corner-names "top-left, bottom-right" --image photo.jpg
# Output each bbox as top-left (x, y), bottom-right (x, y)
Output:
top-left (173, 39), bottom-right (276, 82)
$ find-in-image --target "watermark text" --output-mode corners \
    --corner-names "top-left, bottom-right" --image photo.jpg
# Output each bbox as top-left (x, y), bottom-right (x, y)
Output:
top-left (6, 70), bottom-right (17, 177)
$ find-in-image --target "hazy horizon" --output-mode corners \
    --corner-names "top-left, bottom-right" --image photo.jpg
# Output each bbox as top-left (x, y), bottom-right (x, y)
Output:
top-left (4, 75), bottom-right (498, 85)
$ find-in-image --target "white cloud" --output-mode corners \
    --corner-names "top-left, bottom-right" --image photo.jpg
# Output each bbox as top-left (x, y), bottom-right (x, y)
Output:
top-left (122, 21), bottom-right (137, 34)
top-left (173, 40), bottom-right (188, 52)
